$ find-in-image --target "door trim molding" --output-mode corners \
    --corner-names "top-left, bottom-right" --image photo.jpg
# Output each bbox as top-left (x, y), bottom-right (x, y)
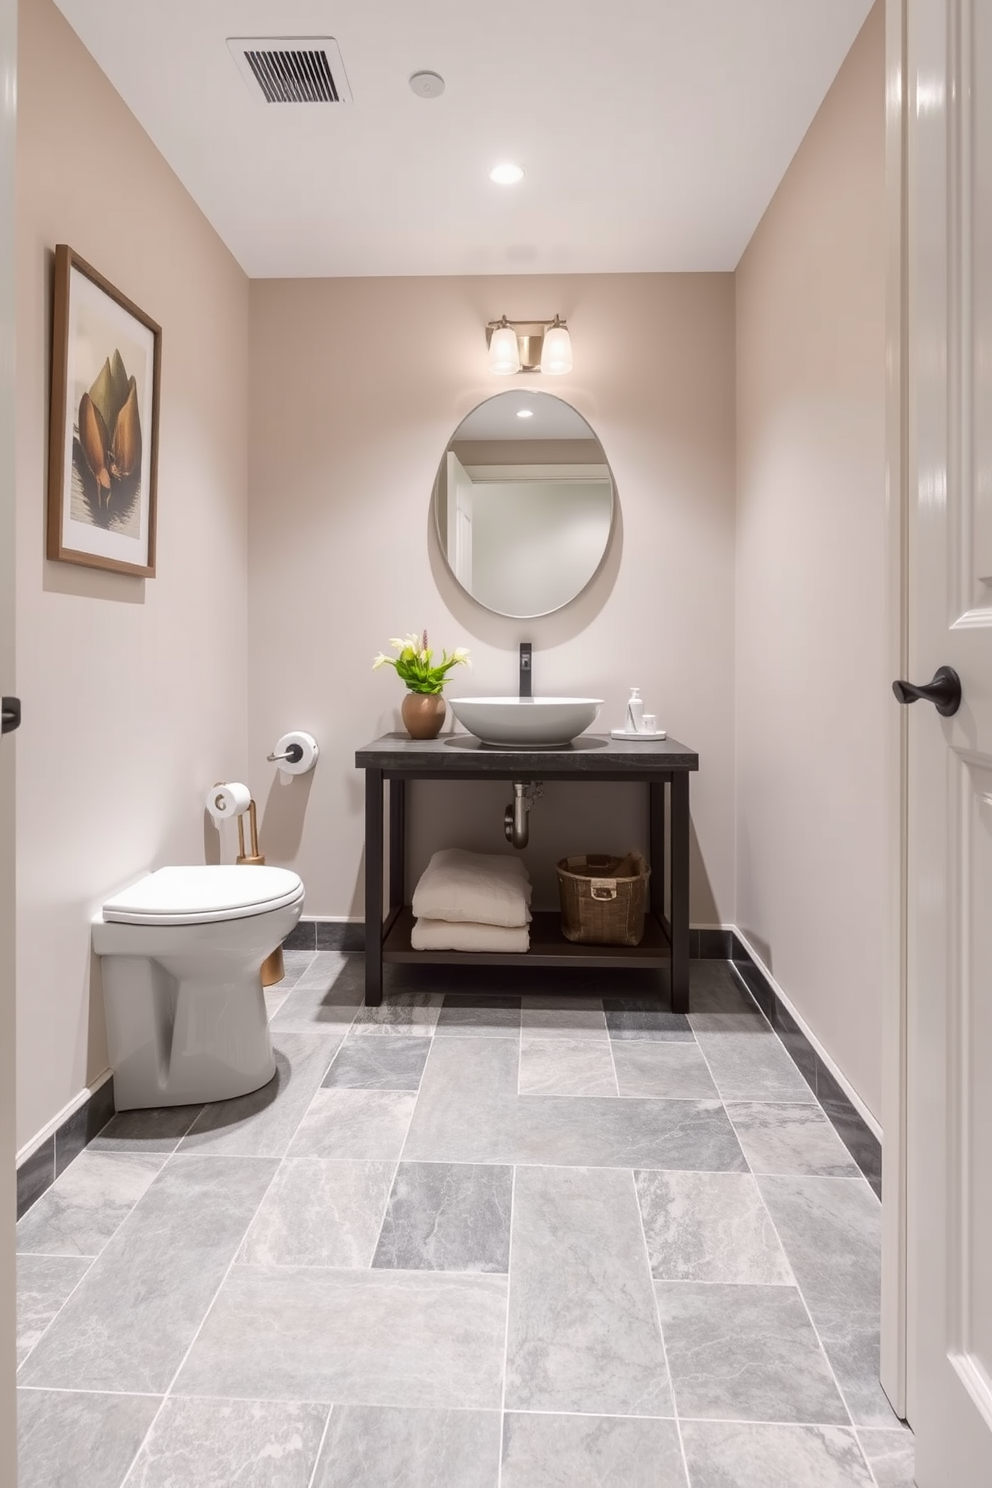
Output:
top-left (881, 0), bottom-right (910, 1422)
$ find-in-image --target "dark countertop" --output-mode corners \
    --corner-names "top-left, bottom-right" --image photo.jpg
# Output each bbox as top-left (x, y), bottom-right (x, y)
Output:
top-left (355, 732), bottom-right (699, 774)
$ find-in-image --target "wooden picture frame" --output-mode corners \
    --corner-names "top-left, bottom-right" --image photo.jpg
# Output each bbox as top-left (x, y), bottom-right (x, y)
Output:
top-left (47, 245), bottom-right (161, 577)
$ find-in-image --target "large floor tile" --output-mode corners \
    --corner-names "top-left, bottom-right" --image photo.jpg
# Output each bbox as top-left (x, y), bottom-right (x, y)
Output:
top-left (287, 1089), bottom-right (416, 1161)
top-left (323, 1037), bottom-right (430, 1090)
top-left (373, 1162), bottom-right (512, 1272)
top-left (505, 1165), bottom-right (673, 1417)
top-left (726, 1102), bottom-right (861, 1177)
top-left (518, 1037), bottom-right (618, 1096)
top-left (613, 1041), bottom-right (719, 1099)
top-left (690, 1020), bottom-right (818, 1102)
top-left (501, 1412), bottom-right (687, 1488)
top-left (88, 1105), bottom-right (203, 1154)
top-left (16, 1255), bottom-right (91, 1368)
top-left (349, 991), bottom-right (442, 1036)
top-left (173, 1264), bottom-right (508, 1410)
top-left (656, 1281), bottom-right (848, 1425)
top-left (634, 1170), bottom-right (793, 1285)
top-left (121, 1397), bottom-right (328, 1487)
top-left (17, 1388), bottom-right (162, 1488)
top-left (179, 1032), bottom-right (341, 1158)
top-left (604, 1000), bottom-right (694, 1042)
top-left (19, 1155), bottom-right (277, 1393)
top-left (679, 1421), bottom-right (874, 1488)
top-left (239, 1158), bottom-right (395, 1268)
top-left (16, 1151), bottom-right (164, 1258)
top-left (313, 1404), bottom-right (501, 1487)
top-left (855, 1428), bottom-right (915, 1488)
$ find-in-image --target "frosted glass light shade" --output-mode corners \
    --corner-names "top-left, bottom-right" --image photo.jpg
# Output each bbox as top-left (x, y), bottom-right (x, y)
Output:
top-left (489, 324), bottom-right (522, 375)
top-left (540, 323), bottom-right (573, 375)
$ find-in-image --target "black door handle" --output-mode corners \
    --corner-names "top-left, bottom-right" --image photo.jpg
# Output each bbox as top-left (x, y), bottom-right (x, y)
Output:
top-left (1, 696), bottom-right (20, 735)
top-left (892, 666), bottom-right (962, 717)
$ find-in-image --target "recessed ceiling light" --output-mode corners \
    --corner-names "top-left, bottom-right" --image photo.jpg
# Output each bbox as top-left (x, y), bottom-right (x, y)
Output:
top-left (489, 162), bottom-right (524, 186)
top-left (516, 409), bottom-right (534, 419)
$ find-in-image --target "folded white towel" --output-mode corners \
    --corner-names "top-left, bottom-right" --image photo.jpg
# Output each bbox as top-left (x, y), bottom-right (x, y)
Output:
top-left (411, 917), bottom-right (530, 953)
top-left (412, 848), bottom-right (532, 928)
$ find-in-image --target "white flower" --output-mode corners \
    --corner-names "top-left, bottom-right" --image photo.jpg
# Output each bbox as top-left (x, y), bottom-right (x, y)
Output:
top-left (452, 647), bottom-right (471, 663)
top-left (372, 653), bottom-right (390, 670)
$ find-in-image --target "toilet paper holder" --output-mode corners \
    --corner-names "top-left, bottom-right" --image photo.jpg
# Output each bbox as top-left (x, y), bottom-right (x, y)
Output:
top-left (266, 730), bottom-right (319, 775)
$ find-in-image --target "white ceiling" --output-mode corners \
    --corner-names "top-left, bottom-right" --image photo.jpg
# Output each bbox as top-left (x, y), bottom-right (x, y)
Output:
top-left (53, 0), bottom-right (874, 280)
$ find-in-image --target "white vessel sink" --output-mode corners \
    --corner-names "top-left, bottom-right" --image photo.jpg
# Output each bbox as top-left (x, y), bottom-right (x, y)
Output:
top-left (448, 696), bottom-right (604, 748)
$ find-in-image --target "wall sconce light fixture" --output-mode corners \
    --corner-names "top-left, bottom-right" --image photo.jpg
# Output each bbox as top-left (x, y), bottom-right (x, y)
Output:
top-left (485, 315), bottom-right (573, 375)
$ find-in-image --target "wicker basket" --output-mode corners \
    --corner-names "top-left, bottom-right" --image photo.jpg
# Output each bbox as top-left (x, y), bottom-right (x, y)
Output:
top-left (556, 852), bottom-right (651, 947)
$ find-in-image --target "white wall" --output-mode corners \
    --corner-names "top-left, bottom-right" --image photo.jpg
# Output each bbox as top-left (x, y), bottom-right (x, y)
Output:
top-left (15, 0), bottom-right (250, 1148)
top-left (0, 0), bottom-right (17, 1468)
top-left (248, 273), bottom-right (737, 918)
top-left (735, 1), bottom-right (886, 1118)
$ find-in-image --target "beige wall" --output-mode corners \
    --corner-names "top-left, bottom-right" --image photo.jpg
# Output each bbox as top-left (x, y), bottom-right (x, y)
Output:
top-left (735, 2), bottom-right (886, 1117)
top-left (15, 0), bottom-right (250, 1148)
top-left (248, 273), bottom-right (736, 919)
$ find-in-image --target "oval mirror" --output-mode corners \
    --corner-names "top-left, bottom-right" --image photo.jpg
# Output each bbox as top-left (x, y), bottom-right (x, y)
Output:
top-left (432, 390), bottom-right (615, 619)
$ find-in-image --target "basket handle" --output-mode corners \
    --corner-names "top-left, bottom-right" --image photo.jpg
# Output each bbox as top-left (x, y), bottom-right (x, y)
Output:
top-left (590, 879), bottom-right (618, 900)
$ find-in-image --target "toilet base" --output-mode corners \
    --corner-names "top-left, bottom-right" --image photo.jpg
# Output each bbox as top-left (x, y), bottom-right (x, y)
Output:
top-left (104, 954), bottom-right (277, 1110)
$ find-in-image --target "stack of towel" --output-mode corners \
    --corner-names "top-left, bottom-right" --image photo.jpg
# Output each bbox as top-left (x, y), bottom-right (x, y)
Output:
top-left (411, 848), bottom-right (532, 952)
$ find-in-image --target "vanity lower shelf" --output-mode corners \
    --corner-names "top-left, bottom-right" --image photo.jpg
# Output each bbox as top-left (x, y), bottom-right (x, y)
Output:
top-left (383, 905), bottom-right (673, 969)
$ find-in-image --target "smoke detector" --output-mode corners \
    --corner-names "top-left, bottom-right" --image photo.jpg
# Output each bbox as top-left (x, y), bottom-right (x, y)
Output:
top-left (227, 37), bottom-right (352, 104)
top-left (409, 71), bottom-right (445, 100)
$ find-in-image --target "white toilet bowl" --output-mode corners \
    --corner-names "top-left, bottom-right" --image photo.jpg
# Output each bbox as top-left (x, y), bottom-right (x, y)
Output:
top-left (92, 865), bottom-right (305, 1111)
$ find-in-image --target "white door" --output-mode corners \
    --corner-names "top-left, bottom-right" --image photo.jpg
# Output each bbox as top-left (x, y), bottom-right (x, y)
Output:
top-left (905, 1), bottom-right (992, 1482)
top-left (0, 0), bottom-right (17, 1474)
top-left (445, 451), bottom-right (474, 590)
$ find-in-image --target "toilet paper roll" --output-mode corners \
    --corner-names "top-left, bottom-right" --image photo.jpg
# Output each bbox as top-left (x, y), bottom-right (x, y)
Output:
top-left (272, 731), bottom-right (319, 776)
top-left (206, 781), bottom-right (252, 820)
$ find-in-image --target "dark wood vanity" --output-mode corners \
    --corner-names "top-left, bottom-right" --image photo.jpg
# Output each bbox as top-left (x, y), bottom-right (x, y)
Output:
top-left (355, 732), bottom-right (699, 1012)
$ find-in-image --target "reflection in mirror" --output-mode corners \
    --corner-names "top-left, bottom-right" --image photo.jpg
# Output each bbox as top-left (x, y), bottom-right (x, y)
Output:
top-left (432, 390), bottom-right (615, 619)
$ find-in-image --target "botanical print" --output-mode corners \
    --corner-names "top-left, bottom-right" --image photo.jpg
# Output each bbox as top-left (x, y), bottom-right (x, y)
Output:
top-left (70, 310), bottom-right (148, 537)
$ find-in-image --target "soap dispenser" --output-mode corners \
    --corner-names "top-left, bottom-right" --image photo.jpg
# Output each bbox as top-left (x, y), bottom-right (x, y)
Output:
top-left (625, 688), bottom-right (644, 734)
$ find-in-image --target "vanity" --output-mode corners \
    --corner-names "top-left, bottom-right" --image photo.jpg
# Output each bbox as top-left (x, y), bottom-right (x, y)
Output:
top-left (359, 383), bottom-right (699, 1009)
top-left (355, 732), bottom-right (699, 1012)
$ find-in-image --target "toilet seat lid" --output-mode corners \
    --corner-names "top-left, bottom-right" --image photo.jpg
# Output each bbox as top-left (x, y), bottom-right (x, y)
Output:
top-left (102, 865), bottom-right (304, 925)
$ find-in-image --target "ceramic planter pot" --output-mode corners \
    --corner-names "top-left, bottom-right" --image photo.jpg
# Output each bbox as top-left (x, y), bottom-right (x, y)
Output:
top-left (401, 691), bottom-right (446, 740)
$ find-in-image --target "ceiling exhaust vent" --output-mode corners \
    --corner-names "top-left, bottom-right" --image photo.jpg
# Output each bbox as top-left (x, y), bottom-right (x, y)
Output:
top-left (227, 37), bottom-right (352, 104)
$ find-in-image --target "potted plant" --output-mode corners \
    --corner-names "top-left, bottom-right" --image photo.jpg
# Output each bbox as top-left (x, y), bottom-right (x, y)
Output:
top-left (373, 631), bottom-right (470, 739)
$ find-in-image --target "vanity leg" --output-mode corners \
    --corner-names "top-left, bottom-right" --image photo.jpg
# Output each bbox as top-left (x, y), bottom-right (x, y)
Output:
top-left (365, 768), bottom-right (384, 1007)
top-left (671, 772), bottom-right (690, 1014)
top-left (649, 779), bottom-right (666, 925)
top-left (389, 778), bottom-right (406, 913)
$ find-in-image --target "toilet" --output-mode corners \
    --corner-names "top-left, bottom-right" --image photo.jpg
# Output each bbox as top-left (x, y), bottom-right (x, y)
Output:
top-left (92, 864), bottom-right (304, 1111)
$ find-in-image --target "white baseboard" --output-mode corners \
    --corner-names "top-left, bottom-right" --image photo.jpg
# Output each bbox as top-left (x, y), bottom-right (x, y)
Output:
top-left (16, 1068), bottom-right (113, 1167)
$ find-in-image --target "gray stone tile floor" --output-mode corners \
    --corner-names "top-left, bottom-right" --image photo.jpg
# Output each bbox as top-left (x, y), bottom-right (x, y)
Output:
top-left (16, 953), bottom-right (913, 1488)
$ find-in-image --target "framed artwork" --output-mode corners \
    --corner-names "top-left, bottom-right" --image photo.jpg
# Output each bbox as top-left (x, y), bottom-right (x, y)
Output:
top-left (47, 244), bottom-right (161, 577)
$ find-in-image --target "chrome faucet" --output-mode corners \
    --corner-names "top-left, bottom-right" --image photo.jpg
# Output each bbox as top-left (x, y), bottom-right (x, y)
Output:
top-left (519, 642), bottom-right (533, 699)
